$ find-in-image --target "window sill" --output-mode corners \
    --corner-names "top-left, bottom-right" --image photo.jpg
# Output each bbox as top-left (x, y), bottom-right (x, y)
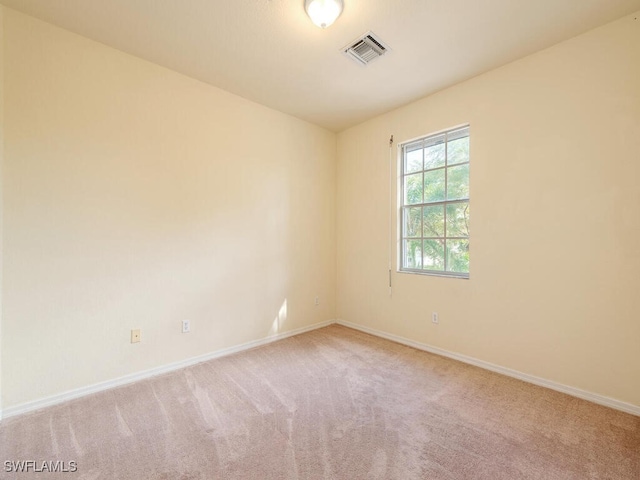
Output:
top-left (397, 269), bottom-right (469, 280)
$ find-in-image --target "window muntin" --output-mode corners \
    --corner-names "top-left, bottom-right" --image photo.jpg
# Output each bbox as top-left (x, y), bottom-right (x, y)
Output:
top-left (400, 126), bottom-right (470, 277)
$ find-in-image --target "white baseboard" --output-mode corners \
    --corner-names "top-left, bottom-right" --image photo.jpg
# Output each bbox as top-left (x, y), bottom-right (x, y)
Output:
top-left (1, 320), bottom-right (335, 420)
top-left (336, 319), bottom-right (640, 417)
top-left (4, 319), bottom-right (638, 420)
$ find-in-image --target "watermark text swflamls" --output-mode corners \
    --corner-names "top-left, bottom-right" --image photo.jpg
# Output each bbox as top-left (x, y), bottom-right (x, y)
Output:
top-left (4, 460), bottom-right (78, 473)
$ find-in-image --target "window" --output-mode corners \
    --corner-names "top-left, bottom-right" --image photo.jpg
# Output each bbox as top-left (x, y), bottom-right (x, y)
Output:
top-left (400, 125), bottom-right (470, 277)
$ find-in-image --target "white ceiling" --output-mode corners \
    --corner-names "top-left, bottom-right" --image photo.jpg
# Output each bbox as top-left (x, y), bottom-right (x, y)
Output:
top-left (3, 0), bottom-right (639, 131)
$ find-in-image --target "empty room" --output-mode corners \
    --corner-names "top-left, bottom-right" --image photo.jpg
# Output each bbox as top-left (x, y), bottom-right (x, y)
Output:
top-left (0, 0), bottom-right (639, 478)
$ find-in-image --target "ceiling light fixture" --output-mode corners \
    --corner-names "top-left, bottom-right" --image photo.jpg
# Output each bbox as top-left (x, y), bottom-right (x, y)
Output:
top-left (304, 0), bottom-right (343, 29)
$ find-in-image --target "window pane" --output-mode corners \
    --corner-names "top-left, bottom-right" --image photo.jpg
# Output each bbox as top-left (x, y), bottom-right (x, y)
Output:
top-left (423, 239), bottom-right (445, 271)
top-left (399, 126), bottom-right (470, 277)
top-left (446, 239), bottom-right (469, 273)
top-left (404, 240), bottom-right (422, 269)
top-left (446, 164), bottom-right (469, 200)
top-left (447, 136), bottom-right (469, 165)
top-left (404, 173), bottom-right (423, 205)
top-left (448, 126), bottom-right (469, 142)
top-left (446, 202), bottom-right (470, 238)
top-left (424, 169), bottom-right (445, 203)
top-left (423, 205), bottom-right (444, 238)
top-left (405, 148), bottom-right (423, 173)
top-left (403, 207), bottom-right (422, 238)
top-left (424, 143), bottom-right (445, 170)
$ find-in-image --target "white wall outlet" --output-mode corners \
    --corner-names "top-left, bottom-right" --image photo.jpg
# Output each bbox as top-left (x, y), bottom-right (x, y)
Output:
top-left (182, 320), bottom-right (191, 333)
top-left (315, 296), bottom-right (319, 306)
top-left (131, 329), bottom-right (141, 343)
top-left (432, 312), bottom-right (439, 324)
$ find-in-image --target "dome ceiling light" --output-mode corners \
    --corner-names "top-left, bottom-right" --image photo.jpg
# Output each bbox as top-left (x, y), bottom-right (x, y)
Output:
top-left (304, 0), bottom-right (344, 29)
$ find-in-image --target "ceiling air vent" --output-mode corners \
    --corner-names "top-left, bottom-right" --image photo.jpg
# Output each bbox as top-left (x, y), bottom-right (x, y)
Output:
top-left (342, 31), bottom-right (390, 66)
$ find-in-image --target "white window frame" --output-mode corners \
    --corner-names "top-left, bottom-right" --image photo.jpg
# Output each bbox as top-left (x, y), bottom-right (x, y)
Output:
top-left (398, 125), bottom-right (470, 278)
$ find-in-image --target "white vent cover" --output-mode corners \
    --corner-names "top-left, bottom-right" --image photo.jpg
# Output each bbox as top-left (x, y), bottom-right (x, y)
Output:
top-left (342, 31), bottom-right (390, 66)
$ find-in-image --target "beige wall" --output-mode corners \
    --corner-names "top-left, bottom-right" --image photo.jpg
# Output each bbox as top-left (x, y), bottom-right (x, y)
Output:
top-left (2, 7), bottom-right (639, 412)
top-left (1, 9), bottom-right (336, 409)
top-left (0, 5), bottom-right (4, 415)
top-left (337, 13), bottom-right (640, 406)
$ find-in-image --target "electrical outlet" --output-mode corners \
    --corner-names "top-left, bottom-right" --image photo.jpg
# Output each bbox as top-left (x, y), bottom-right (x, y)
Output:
top-left (131, 329), bottom-right (141, 343)
top-left (182, 320), bottom-right (191, 333)
top-left (432, 312), bottom-right (439, 324)
top-left (315, 296), bottom-right (319, 306)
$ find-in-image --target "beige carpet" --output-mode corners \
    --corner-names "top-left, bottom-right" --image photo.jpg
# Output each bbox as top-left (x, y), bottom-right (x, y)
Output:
top-left (1, 324), bottom-right (638, 479)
